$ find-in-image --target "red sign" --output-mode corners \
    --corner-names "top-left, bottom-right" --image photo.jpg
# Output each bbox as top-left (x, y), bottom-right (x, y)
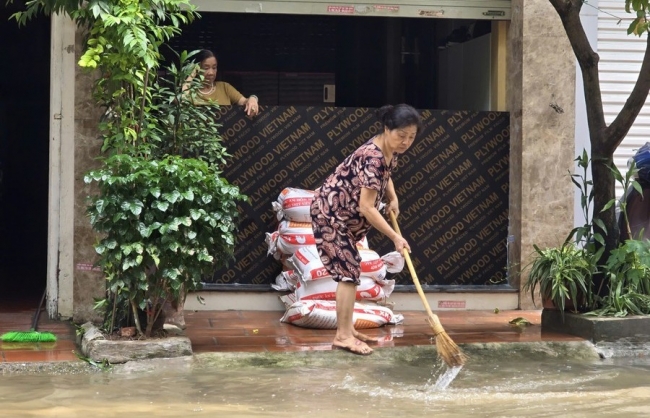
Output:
top-left (374, 5), bottom-right (399, 13)
top-left (438, 300), bottom-right (466, 309)
top-left (327, 5), bottom-right (355, 14)
top-left (76, 262), bottom-right (101, 272)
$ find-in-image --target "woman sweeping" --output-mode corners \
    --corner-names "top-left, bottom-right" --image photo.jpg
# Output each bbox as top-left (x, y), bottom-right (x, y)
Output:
top-left (311, 104), bottom-right (422, 355)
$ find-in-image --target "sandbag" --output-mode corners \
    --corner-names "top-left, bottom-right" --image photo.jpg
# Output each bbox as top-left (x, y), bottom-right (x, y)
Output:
top-left (272, 188), bottom-right (315, 223)
top-left (287, 245), bottom-right (332, 280)
top-left (287, 245), bottom-right (394, 283)
top-left (271, 270), bottom-right (300, 292)
top-left (294, 276), bottom-right (393, 302)
top-left (280, 300), bottom-right (404, 329)
top-left (277, 220), bottom-right (315, 255)
top-left (381, 251), bottom-right (405, 274)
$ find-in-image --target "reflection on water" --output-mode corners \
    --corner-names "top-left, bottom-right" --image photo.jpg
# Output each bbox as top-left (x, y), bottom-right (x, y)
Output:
top-left (1, 355), bottom-right (650, 417)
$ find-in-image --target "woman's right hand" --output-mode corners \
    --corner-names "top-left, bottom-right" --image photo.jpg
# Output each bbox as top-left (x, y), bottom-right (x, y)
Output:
top-left (392, 234), bottom-right (411, 255)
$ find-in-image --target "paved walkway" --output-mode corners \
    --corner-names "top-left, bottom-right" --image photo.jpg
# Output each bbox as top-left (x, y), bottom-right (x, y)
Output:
top-left (0, 307), bottom-right (583, 363)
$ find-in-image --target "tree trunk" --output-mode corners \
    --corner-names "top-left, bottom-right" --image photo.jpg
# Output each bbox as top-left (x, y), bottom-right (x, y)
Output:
top-left (591, 151), bottom-right (618, 296)
top-left (591, 154), bottom-right (619, 251)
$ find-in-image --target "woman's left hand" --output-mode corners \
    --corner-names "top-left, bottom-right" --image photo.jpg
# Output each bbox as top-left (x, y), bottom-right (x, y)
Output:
top-left (245, 96), bottom-right (259, 116)
top-left (386, 199), bottom-right (399, 218)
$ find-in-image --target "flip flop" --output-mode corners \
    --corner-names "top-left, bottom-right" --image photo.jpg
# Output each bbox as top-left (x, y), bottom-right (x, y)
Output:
top-left (332, 339), bottom-right (373, 356)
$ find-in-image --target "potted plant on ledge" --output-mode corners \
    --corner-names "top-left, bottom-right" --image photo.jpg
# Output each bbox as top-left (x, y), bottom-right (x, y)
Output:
top-left (523, 242), bottom-right (595, 317)
top-left (523, 151), bottom-right (599, 319)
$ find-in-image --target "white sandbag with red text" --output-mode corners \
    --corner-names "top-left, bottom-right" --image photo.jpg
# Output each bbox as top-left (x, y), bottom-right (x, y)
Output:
top-left (286, 245), bottom-right (333, 281)
top-left (294, 276), bottom-right (393, 302)
top-left (280, 300), bottom-right (404, 329)
top-left (288, 245), bottom-right (392, 283)
top-left (271, 188), bottom-right (315, 223)
top-left (265, 231), bottom-right (281, 260)
top-left (271, 270), bottom-right (301, 292)
top-left (381, 251), bottom-right (405, 273)
top-left (275, 220), bottom-right (315, 256)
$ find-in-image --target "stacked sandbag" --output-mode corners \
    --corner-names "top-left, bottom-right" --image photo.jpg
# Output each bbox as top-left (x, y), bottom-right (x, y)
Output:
top-left (267, 187), bottom-right (405, 329)
top-left (280, 300), bottom-right (404, 329)
top-left (282, 245), bottom-right (403, 304)
top-left (265, 188), bottom-right (316, 268)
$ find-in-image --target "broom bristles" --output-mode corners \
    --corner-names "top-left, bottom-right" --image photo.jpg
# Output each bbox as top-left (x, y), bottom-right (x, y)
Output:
top-left (1, 331), bottom-right (58, 343)
top-left (433, 331), bottom-right (468, 367)
top-left (427, 314), bottom-right (467, 367)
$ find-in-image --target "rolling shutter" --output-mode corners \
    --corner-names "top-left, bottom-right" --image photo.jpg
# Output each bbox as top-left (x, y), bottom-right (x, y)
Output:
top-left (598, 1), bottom-right (650, 196)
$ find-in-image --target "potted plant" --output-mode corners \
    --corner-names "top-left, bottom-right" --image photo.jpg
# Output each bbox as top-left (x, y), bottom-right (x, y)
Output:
top-left (523, 242), bottom-right (596, 317)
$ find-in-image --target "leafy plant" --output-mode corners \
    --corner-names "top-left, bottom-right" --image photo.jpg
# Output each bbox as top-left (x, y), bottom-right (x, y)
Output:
top-left (523, 243), bottom-right (595, 319)
top-left (85, 154), bottom-right (246, 337)
top-left (10, 0), bottom-right (247, 340)
top-left (560, 150), bottom-right (650, 317)
top-left (568, 150), bottom-right (606, 262)
top-left (590, 239), bottom-right (650, 316)
top-left (74, 350), bottom-right (113, 371)
top-left (147, 50), bottom-right (230, 166)
top-left (586, 159), bottom-right (650, 316)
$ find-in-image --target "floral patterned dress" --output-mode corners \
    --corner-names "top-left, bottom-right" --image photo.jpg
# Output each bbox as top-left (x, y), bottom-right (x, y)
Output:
top-left (310, 139), bottom-right (397, 285)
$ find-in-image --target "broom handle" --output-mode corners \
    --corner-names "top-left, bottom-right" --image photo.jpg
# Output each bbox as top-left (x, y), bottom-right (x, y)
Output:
top-left (389, 211), bottom-right (435, 316)
top-left (32, 288), bottom-right (47, 331)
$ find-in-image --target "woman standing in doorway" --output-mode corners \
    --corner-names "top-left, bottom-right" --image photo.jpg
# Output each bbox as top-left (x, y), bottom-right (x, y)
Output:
top-left (310, 104), bottom-right (422, 355)
top-left (184, 49), bottom-right (260, 116)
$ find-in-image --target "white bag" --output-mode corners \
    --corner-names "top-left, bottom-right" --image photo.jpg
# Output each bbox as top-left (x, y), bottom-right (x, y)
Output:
top-left (272, 188), bottom-right (315, 223)
top-left (287, 246), bottom-right (333, 281)
top-left (289, 245), bottom-right (389, 283)
top-left (275, 220), bottom-right (315, 256)
top-left (271, 270), bottom-right (300, 292)
top-left (381, 251), bottom-right (405, 273)
top-left (294, 276), bottom-right (390, 302)
top-left (265, 231), bottom-right (281, 260)
top-left (280, 300), bottom-right (404, 329)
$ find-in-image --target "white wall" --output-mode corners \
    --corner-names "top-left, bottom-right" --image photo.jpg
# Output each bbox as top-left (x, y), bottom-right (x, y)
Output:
top-left (574, 1), bottom-right (598, 229)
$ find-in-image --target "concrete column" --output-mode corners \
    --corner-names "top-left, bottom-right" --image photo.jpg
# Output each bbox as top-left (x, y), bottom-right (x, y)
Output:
top-left (508, 0), bottom-right (576, 309)
top-left (72, 28), bottom-right (105, 323)
top-left (48, 13), bottom-right (75, 319)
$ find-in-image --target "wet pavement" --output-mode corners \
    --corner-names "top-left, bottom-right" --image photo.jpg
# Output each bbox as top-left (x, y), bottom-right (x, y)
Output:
top-left (0, 304), bottom-right (584, 363)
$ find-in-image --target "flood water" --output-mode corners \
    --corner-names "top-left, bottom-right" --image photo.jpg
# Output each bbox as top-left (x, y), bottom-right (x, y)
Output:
top-left (1, 351), bottom-right (649, 417)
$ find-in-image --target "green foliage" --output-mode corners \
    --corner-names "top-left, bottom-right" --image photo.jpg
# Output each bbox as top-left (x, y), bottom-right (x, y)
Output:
top-left (523, 243), bottom-right (595, 318)
top-left (74, 350), bottom-right (113, 371)
top-left (587, 159), bottom-right (650, 316)
top-left (95, 49), bottom-right (226, 158)
top-left (85, 154), bottom-right (246, 337)
top-left (534, 149), bottom-right (650, 318)
top-left (10, 0), bottom-right (248, 337)
top-left (568, 150), bottom-right (606, 262)
top-left (625, 0), bottom-right (650, 36)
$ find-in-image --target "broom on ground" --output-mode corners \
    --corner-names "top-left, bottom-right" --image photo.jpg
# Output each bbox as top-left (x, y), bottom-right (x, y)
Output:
top-left (389, 211), bottom-right (467, 367)
top-left (1, 288), bottom-right (57, 343)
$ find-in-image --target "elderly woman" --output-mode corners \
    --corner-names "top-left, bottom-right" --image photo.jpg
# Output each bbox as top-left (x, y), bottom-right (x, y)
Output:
top-left (310, 104), bottom-right (422, 355)
top-left (185, 49), bottom-right (260, 116)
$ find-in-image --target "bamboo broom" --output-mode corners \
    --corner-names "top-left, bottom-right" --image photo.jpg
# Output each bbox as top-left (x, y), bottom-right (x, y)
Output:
top-left (389, 211), bottom-right (467, 367)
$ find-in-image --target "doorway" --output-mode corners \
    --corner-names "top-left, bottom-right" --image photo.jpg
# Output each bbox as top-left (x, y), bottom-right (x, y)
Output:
top-left (0, 4), bottom-right (50, 309)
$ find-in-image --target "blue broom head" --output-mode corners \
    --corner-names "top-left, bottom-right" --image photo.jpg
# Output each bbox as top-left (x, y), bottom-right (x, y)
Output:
top-left (1, 331), bottom-right (58, 343)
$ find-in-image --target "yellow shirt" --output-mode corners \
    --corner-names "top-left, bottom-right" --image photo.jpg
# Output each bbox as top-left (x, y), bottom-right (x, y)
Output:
top-left (192, 81), bottom-right (244, 106)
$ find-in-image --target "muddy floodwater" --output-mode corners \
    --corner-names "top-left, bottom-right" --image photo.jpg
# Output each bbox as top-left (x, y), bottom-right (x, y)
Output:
top-left (1, 347), bottom-right (649, 417)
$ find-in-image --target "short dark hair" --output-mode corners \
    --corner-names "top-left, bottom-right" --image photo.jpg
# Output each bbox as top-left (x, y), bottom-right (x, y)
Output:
top-left (376, 104), bottom-right (423, 134)
top-left (194, 49), bottom-right (216, 65)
